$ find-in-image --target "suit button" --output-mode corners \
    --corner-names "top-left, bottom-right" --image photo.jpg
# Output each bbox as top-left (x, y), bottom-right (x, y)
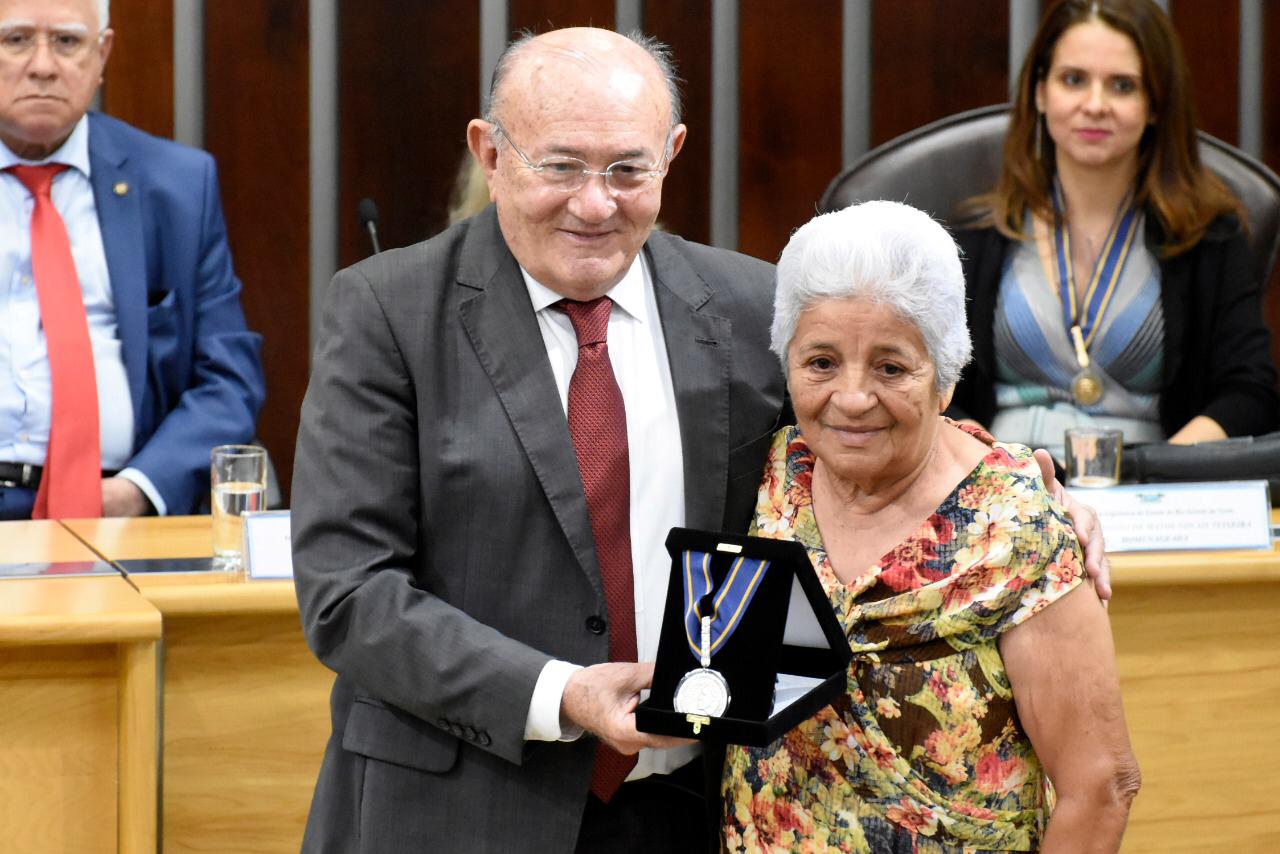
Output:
top-left (437, 717), bottom-right (450, 729)
top-left (586, 616), bottom-right (606, 635)
top-left (478, 732), bottom-right (492, 747)
top-left (450, 723), bottom-right (464, 737)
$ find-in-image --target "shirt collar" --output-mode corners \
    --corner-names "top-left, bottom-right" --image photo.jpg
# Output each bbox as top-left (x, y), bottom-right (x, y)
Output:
top-left (521, 250), bottom-right (651, 322)
top-left (0, 114), bottom-right (92, 176)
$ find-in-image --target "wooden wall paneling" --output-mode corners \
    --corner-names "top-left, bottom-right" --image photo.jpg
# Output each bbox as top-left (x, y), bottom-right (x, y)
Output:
top-left (337, 1), bottom-right (480, 268)
top-left (737, 0), bottom-right (842, 263)
top-left (508, 0), bottom-right (616, 34)
top-left (642, 1), bottom-right (713, 245)
top-left (869, 0), bottom-right (1009, 148)
top-left (99, 0), bottom-right (174, 139)
top-left (204, 0), bottom-right (311, 504)
top-left (1169, 0), bottom-right (1239, 145)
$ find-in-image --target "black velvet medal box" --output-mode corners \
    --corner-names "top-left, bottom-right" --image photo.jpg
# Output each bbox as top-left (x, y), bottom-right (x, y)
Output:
top-left (635, 528), bottom-right (853, 747)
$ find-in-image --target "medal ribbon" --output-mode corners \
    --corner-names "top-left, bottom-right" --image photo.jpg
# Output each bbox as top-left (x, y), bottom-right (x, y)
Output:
top-left (1051, 181), bottom-right (1140, 351)
top-left (681, 550), bottom-right (770, 660)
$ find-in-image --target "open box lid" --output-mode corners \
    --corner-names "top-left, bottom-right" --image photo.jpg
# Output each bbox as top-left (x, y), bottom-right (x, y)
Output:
top-left (636, 527), bottom-right (853, 746)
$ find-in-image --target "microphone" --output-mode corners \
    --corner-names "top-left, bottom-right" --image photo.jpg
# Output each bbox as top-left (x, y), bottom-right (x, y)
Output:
top-left (357, 198), bottom-right (382, 255)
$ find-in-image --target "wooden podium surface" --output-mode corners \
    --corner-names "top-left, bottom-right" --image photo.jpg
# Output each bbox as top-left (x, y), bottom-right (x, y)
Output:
top-left (63, 516), bottom-right (333, 854)
top-left (65, 516), bottom-right (301, 614)
top-left (1108, 514), bottom-right (1280, 853)
top-left (0, 520), bottom-right (160, 854)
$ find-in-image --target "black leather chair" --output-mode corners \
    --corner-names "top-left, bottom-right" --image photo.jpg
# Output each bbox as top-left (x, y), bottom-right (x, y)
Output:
top-left (819, 103), bottom-right (1280, 288)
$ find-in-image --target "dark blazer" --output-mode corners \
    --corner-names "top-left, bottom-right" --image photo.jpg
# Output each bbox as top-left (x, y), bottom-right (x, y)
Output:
top-left (949, 216), bottom-right (1279, 438)
top-left (87, 112), bottom-right (265, 513)
top-left (291, 206), bottom-right (785, 853)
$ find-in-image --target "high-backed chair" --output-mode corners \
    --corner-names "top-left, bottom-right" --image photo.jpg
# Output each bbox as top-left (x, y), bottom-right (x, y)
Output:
top-left (819, 103), bottom-right (1280, 288)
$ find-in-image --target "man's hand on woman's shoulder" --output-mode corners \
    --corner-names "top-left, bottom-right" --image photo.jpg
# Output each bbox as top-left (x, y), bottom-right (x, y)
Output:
top-left (1034, 448), bottom-right (1112, 603)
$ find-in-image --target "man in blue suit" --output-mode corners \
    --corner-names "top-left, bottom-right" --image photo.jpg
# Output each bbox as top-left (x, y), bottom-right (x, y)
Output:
top-left (0, 0), bottom-right (264, 519)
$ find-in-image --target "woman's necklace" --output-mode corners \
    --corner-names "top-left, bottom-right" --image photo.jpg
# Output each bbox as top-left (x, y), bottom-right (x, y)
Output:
top-left (1050, 181), bottom-right (1140, 407)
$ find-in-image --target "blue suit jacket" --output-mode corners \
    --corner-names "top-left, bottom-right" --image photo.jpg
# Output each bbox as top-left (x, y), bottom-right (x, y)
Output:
top-left (87, 112), bottom-right (265, 514)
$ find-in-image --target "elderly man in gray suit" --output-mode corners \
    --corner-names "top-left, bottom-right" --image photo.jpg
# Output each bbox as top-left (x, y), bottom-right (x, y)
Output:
top-left (292, 25), bottom-right (1111, 854)
top-left (293, 27), bottom-right (780, 853)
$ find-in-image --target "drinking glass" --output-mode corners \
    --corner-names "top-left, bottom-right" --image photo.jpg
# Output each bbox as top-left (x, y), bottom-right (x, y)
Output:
top-left (1063, 427), bottom-right (1123, 488)
top-left (211, 444), bottom-right (267, 571)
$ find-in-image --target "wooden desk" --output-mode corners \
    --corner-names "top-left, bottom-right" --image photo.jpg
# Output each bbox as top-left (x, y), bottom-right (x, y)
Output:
top-left (38, 513), bottom-right (1278, 852)
top-left (1110, 517), bottom-right (1280, 853)
top-left (64, 517), bottom-right (333, 854)
top-left (0, 521), bottom-right (160, 854)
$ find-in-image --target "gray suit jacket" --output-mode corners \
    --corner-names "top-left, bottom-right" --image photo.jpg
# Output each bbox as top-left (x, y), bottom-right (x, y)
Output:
top-left (292, 206), bottom-right (784, 853)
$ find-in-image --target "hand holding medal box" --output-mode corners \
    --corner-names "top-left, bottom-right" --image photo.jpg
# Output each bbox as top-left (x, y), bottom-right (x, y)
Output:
top-left (636, 529), bottom-right (854, 746)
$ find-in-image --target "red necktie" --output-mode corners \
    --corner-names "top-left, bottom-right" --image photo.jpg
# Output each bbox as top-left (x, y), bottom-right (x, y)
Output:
top-left (558, 298), bottom-right (638, 802)
top-left (7, 164), bottom-right (102, 518)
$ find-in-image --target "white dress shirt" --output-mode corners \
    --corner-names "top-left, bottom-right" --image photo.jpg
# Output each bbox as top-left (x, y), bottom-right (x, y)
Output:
top-left (0, 116), bottom-right (164, 513)
top-left (520, 253), bottom-right (699, 780)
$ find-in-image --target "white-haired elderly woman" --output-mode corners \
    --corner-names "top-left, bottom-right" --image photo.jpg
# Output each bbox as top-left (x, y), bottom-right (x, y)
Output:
top-left (721, 202), bottom-right (1140, 854)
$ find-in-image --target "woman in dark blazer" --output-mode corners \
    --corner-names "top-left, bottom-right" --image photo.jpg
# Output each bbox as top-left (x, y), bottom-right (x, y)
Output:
top-left (949, 0), bottom-right (1278, 456)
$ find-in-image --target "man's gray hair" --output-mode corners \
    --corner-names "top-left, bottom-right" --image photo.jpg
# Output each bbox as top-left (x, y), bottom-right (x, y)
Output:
top-left (99, 0), bottom-right (110, 28)
top-left (771, 200), bottom-right (973, 392)
top-left (483, 29), bottom-right (682, 131)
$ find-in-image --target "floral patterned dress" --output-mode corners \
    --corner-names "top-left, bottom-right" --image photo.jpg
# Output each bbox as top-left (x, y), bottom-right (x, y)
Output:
top-left (722, 425), bottom-right (1084, 854)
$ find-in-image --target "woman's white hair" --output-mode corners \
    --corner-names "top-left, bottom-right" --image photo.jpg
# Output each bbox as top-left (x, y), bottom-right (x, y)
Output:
top-left (771, 200), bottom-right (972, 391)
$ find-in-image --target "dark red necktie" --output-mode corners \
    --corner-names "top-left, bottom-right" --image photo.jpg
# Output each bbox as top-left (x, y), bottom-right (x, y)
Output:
top-left (558, 297), bottom-right (638, 802)
top-left (7, 164), bottom-right (102, 518)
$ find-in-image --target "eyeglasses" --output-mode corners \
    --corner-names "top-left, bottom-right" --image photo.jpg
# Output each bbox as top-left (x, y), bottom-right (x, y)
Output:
top-left (0, 24), bottom-right (104, 62)
top-left (492, 122), bottom-right (669, 194)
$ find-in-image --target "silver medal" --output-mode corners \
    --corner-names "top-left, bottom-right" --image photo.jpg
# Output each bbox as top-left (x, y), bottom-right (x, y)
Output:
top-left (673, 615), bottom-right (730, 717)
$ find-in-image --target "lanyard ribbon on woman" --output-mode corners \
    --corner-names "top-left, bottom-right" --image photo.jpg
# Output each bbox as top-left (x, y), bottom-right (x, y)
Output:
top-left (1051, 181), bottom-right (1140, 349)
top-left (681, 550), bottom-right (770, 660)
top-left (1050, 181), bottom-right (1139, 406)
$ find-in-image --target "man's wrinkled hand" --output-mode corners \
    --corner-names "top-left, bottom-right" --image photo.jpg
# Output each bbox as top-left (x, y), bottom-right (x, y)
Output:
top-left (560, 662), bottom-right (693, 755)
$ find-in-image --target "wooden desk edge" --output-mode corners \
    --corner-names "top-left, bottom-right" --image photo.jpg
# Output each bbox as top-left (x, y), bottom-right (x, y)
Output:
top-left (137, 579), bottom-right (301, 616)
top-left (0, 576), bottom-right (162, 645)
top-left (1110, 548), bottom-right (1280, 587)
top-left (62, 515), bottom-right (1280, 590)
top-left (118, 639), bottom-right (159, 853)
top-left (0, 607), bottom-right (161, 645)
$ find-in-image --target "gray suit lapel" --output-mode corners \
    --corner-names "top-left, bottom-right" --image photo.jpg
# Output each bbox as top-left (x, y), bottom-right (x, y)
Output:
top-left (456, 209), bottom-right (602, 593)
top-left (647, 234), bottom-right (731, 532)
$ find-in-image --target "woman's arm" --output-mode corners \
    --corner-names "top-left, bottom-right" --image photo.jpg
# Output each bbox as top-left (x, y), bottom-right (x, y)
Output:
top-left (1167, 414), bottom-right (1228, 445)
top-left (999, 583), bottom-right (1141, 853)
top-left (1182, 224), bottom-right (1279, 437)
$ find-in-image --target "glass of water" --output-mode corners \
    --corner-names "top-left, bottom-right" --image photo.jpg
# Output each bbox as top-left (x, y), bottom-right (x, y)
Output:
top-left (1064, 427), bottom-right (1123, 488)
top-left (211, 444), bottom-right (267, 572)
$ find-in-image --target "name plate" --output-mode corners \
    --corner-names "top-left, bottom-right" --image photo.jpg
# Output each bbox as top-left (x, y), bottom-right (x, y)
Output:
top-left (242, 510), bottom-right (294, 579)
top-left (1066, 480), bottom-right (1273, 552)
